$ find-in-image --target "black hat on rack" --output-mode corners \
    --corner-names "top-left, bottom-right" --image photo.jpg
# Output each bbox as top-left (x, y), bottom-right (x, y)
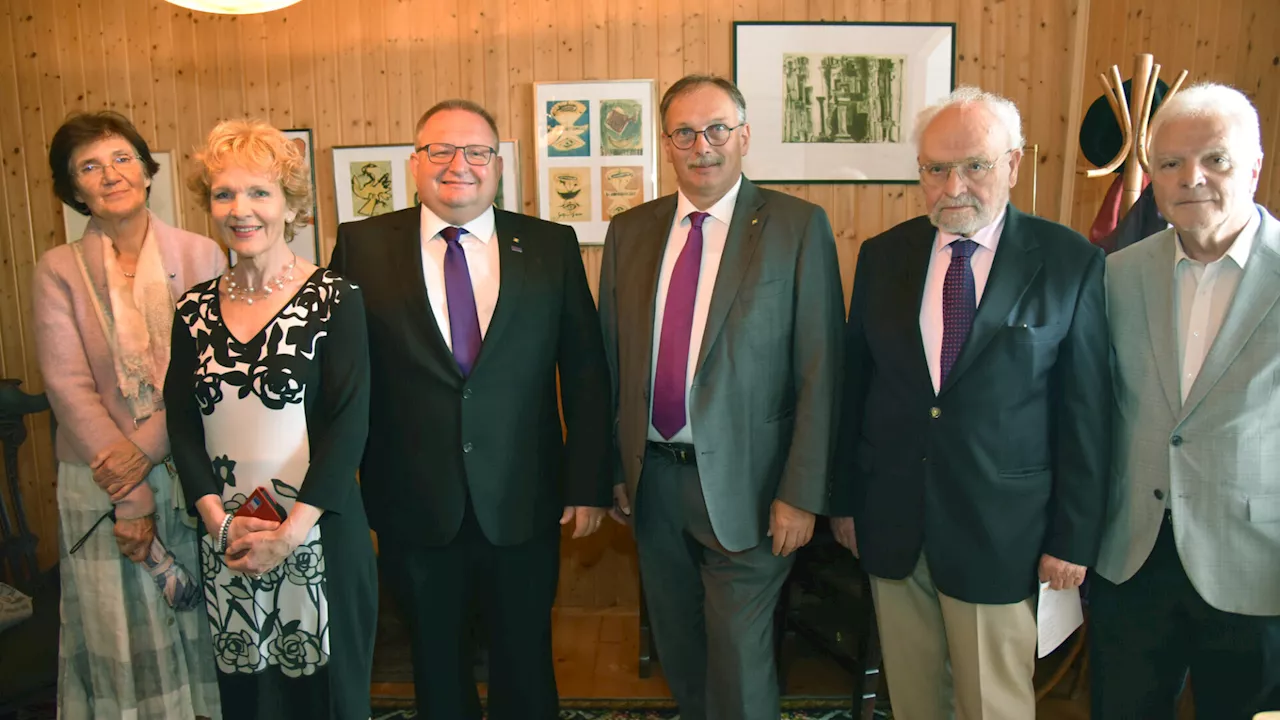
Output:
top-left (1079, 77), bottom-right (1170, 174)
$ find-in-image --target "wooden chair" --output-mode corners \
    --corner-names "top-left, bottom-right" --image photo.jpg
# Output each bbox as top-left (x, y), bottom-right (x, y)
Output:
top-left (0, 378), bottom-right (58, 715)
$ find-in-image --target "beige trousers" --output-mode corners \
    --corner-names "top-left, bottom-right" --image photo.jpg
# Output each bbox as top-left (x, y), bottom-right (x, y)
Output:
top-left (869, 554), bottom-right (1038, 720)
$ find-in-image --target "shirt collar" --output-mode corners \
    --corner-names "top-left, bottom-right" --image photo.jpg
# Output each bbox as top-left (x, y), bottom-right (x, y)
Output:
top-left (934, 206), bottom-right (1008, 255)
top-left (1173, 206), bottom-right (1260, 271)
top-left (674, 175), bottom-right (744, 228)
top-left (420, 203), bottom-right (496, 244)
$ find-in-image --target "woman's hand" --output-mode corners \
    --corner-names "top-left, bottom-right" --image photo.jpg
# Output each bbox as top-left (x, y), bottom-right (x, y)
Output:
top-left (91, 439), bottom-right (153, 501)
top-left (225, 520), bottom-right (296, 577)
top-left (113, 515), bottom-right (155, 562)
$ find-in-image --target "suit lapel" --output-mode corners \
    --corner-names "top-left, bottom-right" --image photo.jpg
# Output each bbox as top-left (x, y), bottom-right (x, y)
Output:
top-left (940, 205), bottom-right (1043, 394)
top-left (1180, 208), bottom-right (1280, 419)
top-left (695, 179), bottom-right (766, 373)
top-left (393, 211), bottom-right (461, 380)
top-left (471, 211), bottom-right (525, 375)
top-left (1139, 231), bottom-right (1183, 417)
top-left (898, 224), bottom-right (936, 395)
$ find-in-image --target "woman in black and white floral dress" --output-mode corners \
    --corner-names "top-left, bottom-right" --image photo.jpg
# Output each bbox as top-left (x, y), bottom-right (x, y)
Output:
top-left (165, 119), bottom-right (376, 719)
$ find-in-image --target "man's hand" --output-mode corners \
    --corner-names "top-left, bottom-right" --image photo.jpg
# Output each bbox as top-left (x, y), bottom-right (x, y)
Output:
top-left (561, 506), bottom-right (607, 539)
top-left (767, 499), bottom-right (815, 557)
top-left (114, 515), bottom-right (156, 562)
top-left (1039, 554), bottom-right (1087, 590)
top-left (608, 483), bottom-right (632, 525)
top-left (91, 439), bottom-right (153, 502)
top-left (830, 516), bottom-right (859, 557)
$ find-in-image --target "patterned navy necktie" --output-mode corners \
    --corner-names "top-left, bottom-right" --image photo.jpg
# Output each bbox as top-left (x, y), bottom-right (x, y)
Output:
top-left (940, 238), bottom-right (978, 386)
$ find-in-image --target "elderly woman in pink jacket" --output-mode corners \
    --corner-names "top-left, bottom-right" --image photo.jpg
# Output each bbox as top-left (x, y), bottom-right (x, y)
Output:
top-left (33, 111), bottom-right (224, 720)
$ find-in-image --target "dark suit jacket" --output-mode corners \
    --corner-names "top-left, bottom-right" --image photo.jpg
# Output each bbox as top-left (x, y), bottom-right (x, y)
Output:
top-left (830, 205), bottom-right (1111, 604)
top-left (330, 207), bottom-right (612, 548)
top-left (599, 177), bottom-right (846, 552)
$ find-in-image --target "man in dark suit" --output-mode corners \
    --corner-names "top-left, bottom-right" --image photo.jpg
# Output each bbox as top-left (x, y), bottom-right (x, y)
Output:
top-left (329, 99), bottom-right (611, 720)
top-left (598, 75), bottom-right (845, 720)
top-left (829, 87), bottom-right (1111, 720)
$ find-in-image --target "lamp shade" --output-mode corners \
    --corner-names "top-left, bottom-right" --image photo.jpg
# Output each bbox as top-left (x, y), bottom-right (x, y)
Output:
top-left (163, 0), bottom-right (302, 14)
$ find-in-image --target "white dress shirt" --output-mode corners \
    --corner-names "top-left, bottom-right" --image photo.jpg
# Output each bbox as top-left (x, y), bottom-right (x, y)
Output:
top-left (919, 209), bottom-right (1007, 395)
top-left (647, 176), bottom-right (744, 443)
top-left (1174, 208), bottom-right (1259, 404)
top-left (419, 204), bottom-right (501, 349)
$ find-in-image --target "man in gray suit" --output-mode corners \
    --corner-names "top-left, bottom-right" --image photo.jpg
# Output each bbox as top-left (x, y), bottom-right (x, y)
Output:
top-left (598, 74), bottom-right (845, 720)
top-left (1094, 82), bottom-right (1280, 719)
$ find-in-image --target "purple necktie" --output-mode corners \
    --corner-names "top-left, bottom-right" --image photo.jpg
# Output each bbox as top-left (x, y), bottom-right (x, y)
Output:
top-left (651, 211), bottom-right (710, 439)
top-left (940, 238), bottom-right (978, 386)
top-left (440, 226), bottom-right (482, 377)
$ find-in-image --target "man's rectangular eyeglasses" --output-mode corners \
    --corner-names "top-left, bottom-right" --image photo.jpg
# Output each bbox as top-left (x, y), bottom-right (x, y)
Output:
top-left (917, 148), bottom-right (1017, 186)
top-left (75, 154), bottom-right (143, 179)
top-left (416, 143), bottom-right (497, 166)
top-left (664, 123), bottom-right (744, 150)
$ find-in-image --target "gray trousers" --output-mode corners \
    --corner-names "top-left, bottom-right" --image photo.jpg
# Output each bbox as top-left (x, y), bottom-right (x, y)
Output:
top-left (634, 443), bottom-right (794, 720)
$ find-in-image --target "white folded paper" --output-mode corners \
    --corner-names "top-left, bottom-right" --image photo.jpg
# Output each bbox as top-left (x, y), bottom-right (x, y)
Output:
top-left (1037, 581), bottom-right (1084, 659)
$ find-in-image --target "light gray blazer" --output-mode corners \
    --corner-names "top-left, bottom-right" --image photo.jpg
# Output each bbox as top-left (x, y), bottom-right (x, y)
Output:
top-left (1097, 204), bottom-right (1280, 616)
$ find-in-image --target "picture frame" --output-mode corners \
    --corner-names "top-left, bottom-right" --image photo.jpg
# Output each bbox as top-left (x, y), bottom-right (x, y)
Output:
top-left (62, 150), bottom-right (182, 242)
top-left (533, 79), bottom-right (659, 244)
top-left (733, 21), bottom-right (957, 184)
top-left (331, 143), bottom-right (418, 225)
top-left (282, 129), bottom-right (321, 265)
top-left (496, 139), bottom-right (521, 213)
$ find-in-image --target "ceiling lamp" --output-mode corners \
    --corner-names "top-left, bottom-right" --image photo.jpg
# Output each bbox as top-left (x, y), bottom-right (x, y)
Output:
top-left (163, 0), bottom-right (302, 14)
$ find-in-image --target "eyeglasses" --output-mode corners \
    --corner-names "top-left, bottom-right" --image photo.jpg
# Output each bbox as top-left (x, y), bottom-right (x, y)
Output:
top-left (75, 154), bottom-right (143, 179)
top-left (416, 143), bottom-right (497, 166)
top-left (665, 123), bottom-right (744, 150)
top-left (918, 148), bottom-right (1018, 186)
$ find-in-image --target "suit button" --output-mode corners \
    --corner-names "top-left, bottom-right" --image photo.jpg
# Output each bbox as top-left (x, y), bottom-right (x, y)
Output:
top-left (1154, 489), bottom-right (1165, 500)
top-left (929, 407), bottom-right (942, 419)
top-left (463, 388), bottom-right (473, 399)
top-left (463, 442), bottom-right (474, 453)
top-left (1170, 435), bottom-right (1183, 447)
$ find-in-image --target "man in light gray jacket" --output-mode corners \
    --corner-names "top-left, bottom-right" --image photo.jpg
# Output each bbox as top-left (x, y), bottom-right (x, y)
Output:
top-left (1093, 82), bottom-right (1280, 719)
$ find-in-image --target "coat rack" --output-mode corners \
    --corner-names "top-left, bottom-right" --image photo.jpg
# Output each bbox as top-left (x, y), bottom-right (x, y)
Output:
top-left (1079, 53), bottom-right (1189, 214)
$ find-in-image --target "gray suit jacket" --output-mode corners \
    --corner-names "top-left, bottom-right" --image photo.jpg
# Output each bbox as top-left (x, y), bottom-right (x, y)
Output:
top-left (598, 177), bottom-right (845, 552)
top-left (1097, 203), bottom-right (1280, 616)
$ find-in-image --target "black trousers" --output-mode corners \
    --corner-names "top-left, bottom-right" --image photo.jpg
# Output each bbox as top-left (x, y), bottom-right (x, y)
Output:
top-left (1090, 512), bottom-right (1280, 720)
top-left (379, 496), bottom-right (561, 720)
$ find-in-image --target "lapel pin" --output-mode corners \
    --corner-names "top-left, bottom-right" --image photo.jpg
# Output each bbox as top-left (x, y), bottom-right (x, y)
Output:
top-left (511, 237), bottom-right (523, 253)
top-left (751, 218), bottom-right (758, 225)
top-left (168, 272), bottom-right (176, 279)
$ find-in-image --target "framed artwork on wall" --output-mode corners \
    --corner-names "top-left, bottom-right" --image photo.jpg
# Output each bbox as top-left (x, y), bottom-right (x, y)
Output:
top-left (331, 143), bottom-right (417, 225)
top-left (282, 129), bottom-right (321, 265)
top-left (496, 139), bottom-right (521, 213)
top-left (62, 150), bottom-right (182, 242)
top-left (533, 79), bottom-right (659, 244)
top-left (733, 21), bottom-right (957, 183)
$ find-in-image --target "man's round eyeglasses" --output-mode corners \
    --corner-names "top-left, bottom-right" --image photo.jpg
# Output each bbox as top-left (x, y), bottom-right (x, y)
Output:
top-left (664, 123), bottom-right (744, 150)
top-left (75, 154), bottom-right (143, 179)
top-left (917, 148), bottom-right (1018, 186)
top-left (416, 143), bottom-right (497, 166)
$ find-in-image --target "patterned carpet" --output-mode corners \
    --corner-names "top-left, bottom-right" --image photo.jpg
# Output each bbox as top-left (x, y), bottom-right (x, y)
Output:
top-left (370, 698), bottom-right (873, 719)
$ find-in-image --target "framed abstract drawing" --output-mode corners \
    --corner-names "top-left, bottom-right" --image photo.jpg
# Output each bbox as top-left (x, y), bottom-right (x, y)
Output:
top-left (331, 143), bottom-right (417, 225)
top-left (733, 21), bottom-right (956, 183)
top-left (62, 150), bottom-right (182, 242)
top-left (532, 79), bottom-right (659, 244)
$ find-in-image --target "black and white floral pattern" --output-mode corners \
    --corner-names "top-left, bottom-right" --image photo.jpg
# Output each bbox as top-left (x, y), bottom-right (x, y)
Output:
top-left (177, 270), bottom-right (354, 678)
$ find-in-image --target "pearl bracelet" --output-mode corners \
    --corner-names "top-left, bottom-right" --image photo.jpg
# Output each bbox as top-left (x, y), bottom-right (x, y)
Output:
top-left (215, 514), bottom-right (234, 554)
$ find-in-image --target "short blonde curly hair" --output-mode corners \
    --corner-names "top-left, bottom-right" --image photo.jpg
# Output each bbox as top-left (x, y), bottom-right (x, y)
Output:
top-left (189, 118), bottom-right (312, 241)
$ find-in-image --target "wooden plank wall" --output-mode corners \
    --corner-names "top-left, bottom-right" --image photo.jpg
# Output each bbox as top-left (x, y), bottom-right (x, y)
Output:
top-left (1, 0), bottom-right (1276, 605)
top-left (1069, 0), bottom-right (1280, 233)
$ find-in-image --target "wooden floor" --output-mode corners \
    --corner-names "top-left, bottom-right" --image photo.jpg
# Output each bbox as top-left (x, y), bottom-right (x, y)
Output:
top-left (371, 606), bottom-right (1177, 718)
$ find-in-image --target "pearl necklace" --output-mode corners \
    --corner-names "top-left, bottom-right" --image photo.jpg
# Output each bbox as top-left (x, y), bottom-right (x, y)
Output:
top-left (221, 253), bottom-right (297, 305)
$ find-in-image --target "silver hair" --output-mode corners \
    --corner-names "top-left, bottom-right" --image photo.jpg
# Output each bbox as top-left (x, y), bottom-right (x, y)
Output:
top-left (912, 86), bottom-right (1025, 152)
top-left (1148, 82), bottom-right (1263, 161)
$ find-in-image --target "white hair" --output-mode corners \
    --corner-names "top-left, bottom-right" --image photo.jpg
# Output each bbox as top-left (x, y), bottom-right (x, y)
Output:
top-left (912, 86), bottom-right (1025, 152)
top-left (1148, 82), bottom-right (1263, 161)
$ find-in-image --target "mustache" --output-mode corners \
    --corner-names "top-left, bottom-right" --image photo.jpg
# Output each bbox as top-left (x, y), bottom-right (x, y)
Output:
top-left (933, 193), bottom-right (982, 210)
top-left (687, 155), bottom-right (723, 169)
